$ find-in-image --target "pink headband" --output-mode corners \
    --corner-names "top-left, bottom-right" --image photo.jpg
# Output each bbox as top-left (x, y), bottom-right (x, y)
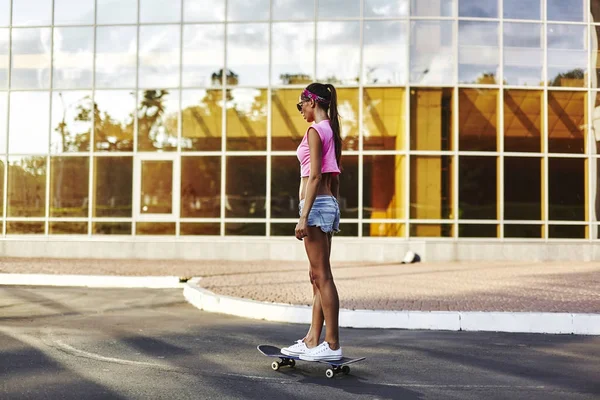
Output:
top-left (302, 89), bottom-right (330, 104)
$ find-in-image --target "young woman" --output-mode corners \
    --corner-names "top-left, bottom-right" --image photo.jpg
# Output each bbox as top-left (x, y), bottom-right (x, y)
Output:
top-left (281, 83), bottom-right (343, 361)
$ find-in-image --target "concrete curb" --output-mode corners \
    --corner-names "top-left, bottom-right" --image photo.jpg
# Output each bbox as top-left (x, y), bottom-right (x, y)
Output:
top-left (0, 273), bottom-right (185, 289)
top-left (183, 281), bottom-right (600, 336)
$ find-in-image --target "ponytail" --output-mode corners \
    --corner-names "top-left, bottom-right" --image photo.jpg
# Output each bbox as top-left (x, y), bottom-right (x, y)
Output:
top-left (325, 84), bottom-right (342, 169)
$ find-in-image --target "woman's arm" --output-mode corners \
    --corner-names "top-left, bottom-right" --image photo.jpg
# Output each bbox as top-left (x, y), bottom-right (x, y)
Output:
top-left (295, 128), bottom-right (322, 240)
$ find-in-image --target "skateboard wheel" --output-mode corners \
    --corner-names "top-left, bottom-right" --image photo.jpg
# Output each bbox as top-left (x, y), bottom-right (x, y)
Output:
top-left (271, 361), bottom-right (280, 371)
top-left (325, 369), bottom-right (335, 379)
top-left (342, 366), bottom-right (350, 375)
top-left (289, 359), bottom-right (296, 368)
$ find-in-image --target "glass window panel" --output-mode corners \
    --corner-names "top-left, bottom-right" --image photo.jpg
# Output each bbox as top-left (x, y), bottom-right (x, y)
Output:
top-left (9, 92), bottom-right (50, 154)
top-left (337, 88), bottom-right (359, 151)
top-left (225, 223), bottom-right (266, 236)
top-left (549, 158), bottom-right (586, 221)
top-left (363, 223), bottom-right (405, 237)
top-left (97, 0), bottom-right (137, 24)
top-left (11, 28), bottom-right (51, 89)
top-left (54, 0), bottom-right (95, 25)
top-left (271, 156), bottom-right (300, 218)
top-left (363, 21), bottom-right (408, 85)
top-left (93, 156), bottom-right (133, 217)
top-left (410, 88), bottom-right (453, 151)
top-left (180, 223), bottom-right (220, 235)
top-left (0, 92), bottom-right (6, 153)
top-left (363, 155), bottom-right (406, 220)
top-left (336, 223), bottom-right (358, 237)
top-left (273, 0), bottom-right (315, 20)
top-left (459, 0), bottom-right (497, 18)
top-left (459, 89), bottom-right (498, 152)
top-left (549, 225), bottom-right (586, 239)
top-left (459, 21), bottom-right (499, 84)
top-left (181, 90), bottom-right (222, 151)
top-left (184, 0), bottom-right (225, 22)
top-left (136, 222), bottom-right (175, 235)
top-left (410, 21), bottom-right (455, 85)
top-left (49, 222), bottom-right (87, 234)
top-left (137, 89), bottom-right (179, 152)
top-left (227, 24), bottom-right (269, 86)
top-left (271, 89), bottom-right (309, 151)
top-left (93, 222), bottom-right (131, 235)
top-left (0, 28), bottom-right (8, 88)
top-left (226, 156), bottom-right (266, 218)
top-left (139, 25), bottom-right (180, 89)
top-left (0, 0), bottom-right (9, 26)
top-left (365, 0), bottom-right (408, 17)
top-left (51, 91), bottom-right (92, 153)
top-left (181, 156), bottom-right (221, 218)
top-left (272, 22), bottom-right (314, 86)
top-left (410, 223), bottom-right (453, 237)
top-left (183, 24), bottom-right (224, 87)
top-left (339, 155), bottom-right (359, 219)
top-left (459, 156), bottom-right (497, 220)
top-left (53, 27), bottom-right (94, 89)
top-left (94, 90), bottom-right (135, 152)
top-left (410, 0), bottom-right (455, 16)
top-left (7, 221), bottom-right (44, 234)
top-left (547, 0), bottom-right (585, 22)
top-left (140, 160), bottom-right (172, 214)
top-left (504, 157), bottom-right (541, 220)
top-left (96, 26), bottom-right (137, 89)
top-left (504, 224), bottom-right (542, 238)
top-left (459, 224), bottom-right (498, 238)
top-left (8, 156), bottom-right (46, 217)
top-left (270, 223), bottom-right (296, 236)
top-left (547, 91), bottom-right (586, 154)
top-left (503, 0), bottom-right (540, 20)
top-left (140, 0), bottom-right (181, 23)
top-left (503, 22), bottom-right (543, 86)
top-left (317, 21), bottom-right (360, 85)
top-left (504, 90), bottom-right (542, 152)
top-left (364, 87), bottom-right (406, 151)
top-left (12, 0), bottom-right (52, 26)
top-left (318, 0), bottom-right (360, 18)
top-left (226, 88), bottom-right (267, 151)
top-left (410, 155), bottom-right (454, 219)
top-left (227, 0), bottom-right (270, 21)
top-left (0, 161), bottom-right (4, 215)
top-left (547, 24), bottom-right (587, 88)
top-left (50, 156), bottom-right (89, 217)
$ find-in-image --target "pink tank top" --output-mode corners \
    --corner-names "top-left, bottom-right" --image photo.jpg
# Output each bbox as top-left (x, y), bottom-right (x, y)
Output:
top-left (296, 119), bottom-right (341, 177)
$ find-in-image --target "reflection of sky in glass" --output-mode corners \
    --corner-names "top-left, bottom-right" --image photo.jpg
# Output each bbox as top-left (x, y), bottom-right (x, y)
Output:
top-left (363, 21), bottom-right (407, 84)
top-left (9, 92), bottom-right (50, 154)
top-left (12, 0), bottom-right (52, 26)
top-left (97, 0), bottom-right (137, 24)
top-left (365, 0), bottom-right (408, 17)
top-left (0, 92), bottom-right (6, 153)
top-left (54, 0), bottom-right (95, 25)
top-left (411, 0), bottom-right (454, 17)
top-left (53, 27), bottom-right (94, 89)
top-left (184, 0), bottom-right (225, 22)
top-left (227, 24), bottom-right (269, 86)
top-left (547, 0), bottom-right (585, 22)
top-left (503, 0), bottom-right (540, 20)
top-left (271, 22), bottom-right (314, 85)
top-left (273, 0), bottom-right (315, 20)
top-left (504, 22), bottom-right (543, 86)
top-left (139, 25), bottom-right (181, 88)
top-left (0, 28), bottom-right (7, 88)
top-left (319, 0), bottom-right (360, 18)
top-left (140, 0), bottom-right (182, 23)
top-left (459, 0), bottom-right (497, 18)
top-left (459, 21), bottom-right (499, 83)
top-left (0, 0), bottom-right (9, 26)
top-left (227, 0), bottom-right (270, 21)
top-left (183, 24), bottom-right (224, 87)
top-left (96, 26), bottom-right (137, 88)
top-left (51, 91), bottom-right (92, 153)
top-left (410, 20), bottom-right (455, 84)
top-left (94, 90), bottom-right (135, 130)
top-left (11, 28), bottom-right (52, 89)
top-left (547, 24), bottom-right (587, 86)
top-left (317, 21), bottom-right (360, 84)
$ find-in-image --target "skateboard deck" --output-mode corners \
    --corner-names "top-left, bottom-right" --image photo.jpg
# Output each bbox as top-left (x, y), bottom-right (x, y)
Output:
top-left (257, 344), bottom-right (366, 378)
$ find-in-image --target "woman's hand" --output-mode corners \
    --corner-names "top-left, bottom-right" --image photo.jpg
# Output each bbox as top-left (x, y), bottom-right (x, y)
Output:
top-left (295, 216), bottom-right (308, 240)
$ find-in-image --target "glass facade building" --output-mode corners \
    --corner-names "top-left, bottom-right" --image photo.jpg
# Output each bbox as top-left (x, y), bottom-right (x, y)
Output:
top-left (1, 0), bottom-right (600, 242)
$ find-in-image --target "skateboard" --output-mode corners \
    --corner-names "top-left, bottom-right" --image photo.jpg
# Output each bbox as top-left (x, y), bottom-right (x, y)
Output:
top-left (257, 344), bottom-right (366, 379)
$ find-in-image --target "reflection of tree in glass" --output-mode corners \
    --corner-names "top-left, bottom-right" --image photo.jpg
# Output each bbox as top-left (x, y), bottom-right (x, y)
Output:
top-left (137, 89), bottom-right (177, 151)
top-left (54, 93), bottom-right (92, 152)
top-left (9, 157), bottom-right (46, 217)
top-left (279, 73), bottom-right (312, 85)
top-left (550, 68), bottom-right (585, 87)
top-left (95, 98), bottom-right (134, 152)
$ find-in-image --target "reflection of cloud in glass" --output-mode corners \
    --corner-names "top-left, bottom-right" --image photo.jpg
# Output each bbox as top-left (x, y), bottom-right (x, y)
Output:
top-left (184, 0), bottom-right (225, 21)
top-left (97, 0), bottom-right (137, 24)
top-left (11, 28), bottom-right (52, 89)
top-left (12, 0), bottom-right (52, 26)
top-left (53, 27), bottom-right (94, 89)
top-left (459, 0), bottom-right (497, 18)
top-left (139, 25), bottom-right (181, 88)
top-left (9, 92), bottom-right (50, 154)
top-left (410, 0), bottom-right (454, 17)
top-left (54, 0), bottom-right (95, 25)
top-left (458, 21), bottom-right (499, 83)
top-left (0, 92), bottom-right (6, 153)
top-left (363, 21), bottom-right (408, 84)
top-left (271, 22), bottom-right (314, 85)
top-left (96, 26), bottom-right (137, 88)
top-left (547, 24), bottom-right (586, 49)
top-left (547, 0), bottom-right (584, 22)
top-left (0, 28), bottom-right (7, 88)
top-left (51, 91), bottom-right (92, 153)
top-left (410, 20), bottom-right (454, 84)
top-left (183, 24), bottom-right (224, 87)
top-left (319, 0), bottom-right (360, 18)
top-left (317, 21), bottom-right (360, 84)
top-left (140, 0), bottom-right (181, 23)
top-left (0, 0), bottom-right (9, 26)
top-left (503, 23), bottom-right (543, 86)
top-left (273, 0), bottom-right (315, 20)
top-left (227, 0), bottom-right (270, 21)
top-left (503, 0), bottom-right (540, 20)
top-left (227, 24), bottom-right (269, 86)
top-left (364, 0), bottom-right (408, 17)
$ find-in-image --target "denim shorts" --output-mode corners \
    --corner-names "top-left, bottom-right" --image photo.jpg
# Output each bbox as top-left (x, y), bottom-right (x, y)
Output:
top-left (299, 195), bottom-right (340, 234)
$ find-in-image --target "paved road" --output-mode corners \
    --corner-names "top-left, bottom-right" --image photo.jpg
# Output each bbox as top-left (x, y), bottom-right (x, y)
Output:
top-left (0, 287), bottom-right (598, 400)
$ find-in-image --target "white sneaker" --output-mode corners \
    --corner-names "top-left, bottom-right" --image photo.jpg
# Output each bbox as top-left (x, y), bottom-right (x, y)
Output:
top-left (281, 340), bottom-right (309, 356)
top-left (299, 342), bottom-right (342, 361)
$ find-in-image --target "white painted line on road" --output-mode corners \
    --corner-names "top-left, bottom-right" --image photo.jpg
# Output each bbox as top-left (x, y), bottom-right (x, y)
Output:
top-left (0, 273), bottom-right (185, 289)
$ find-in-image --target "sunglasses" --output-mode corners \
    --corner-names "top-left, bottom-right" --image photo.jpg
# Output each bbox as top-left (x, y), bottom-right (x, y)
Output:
top-left (296, 101), bottom-right (305, 112)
